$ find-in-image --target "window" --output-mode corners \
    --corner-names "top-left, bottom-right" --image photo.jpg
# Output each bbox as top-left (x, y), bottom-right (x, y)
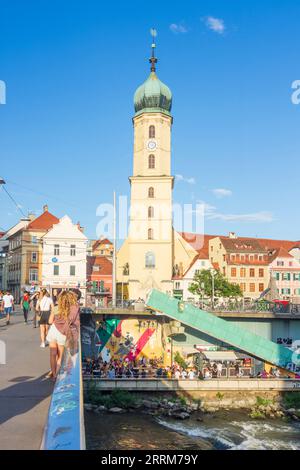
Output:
top-left (250, 283), bottom-right (256, 292)
top-left (259, 283), bottom-right (264, 292)
top-left (31, 252), bottom-right (37, 263)
top-left (148, 228), bottom-right (154, 240)
top-left (29, 268), bottom-right (38, 282)
top-left (145, 251), bottom-right (155, 268)
top-left (93, 266), bottom-right (100, 272)
top-left (259, 268), bottom-right (264, 277)
top-left (282, 273), bottom-right (291, 281)
top-left (70, 244), bottom-right (76, 256)
top-left (240, 283), bottom-right (246, 292)
top-left (70, 265), bottom-right (76, 276)
top-left (250, 268), bottom-right (255, 277)
top-left (281, 288), bottom-right (291, 295)
top-left (289, 261), bottom-right (293, 267)
top-left (294, 288), bottom-right (300, 295)
top-left (231, 268), bottom-right (237, 277)
top-left (54, 244), bottom-right (60, 256)
top-left (148, 154), bottom-right (155, 169)
top-left (148, 206), bottom-right (154, 218)
top-left (277, 261), bottom-right (284, 267)
top-left (240, 268), bottom-right (246, 278)
top-left (149, 125), bottom-right (155, 138)
top-left (175, 282), bottom-right (180, 289)
top-left (32, 236), bottom-right (38, 245)
top-left (148, 187), bottom-right (154, 198)
top-left (275, 272), bottom-right (280, 281)
top-left (294, 273), bottom-right (300, 281)
top-left (53, 265), bottom-right (59, 276)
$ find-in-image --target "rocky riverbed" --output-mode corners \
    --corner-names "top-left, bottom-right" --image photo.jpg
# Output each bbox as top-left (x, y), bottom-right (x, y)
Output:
top-left (84, 408), bottom-right (300, 450)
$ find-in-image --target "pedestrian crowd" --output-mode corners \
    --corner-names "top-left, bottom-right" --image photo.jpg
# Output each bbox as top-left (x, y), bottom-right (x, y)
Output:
top-left (0, 288), bottom-right (80, 382)
top-left (82, 356), bottom-right (199, 380)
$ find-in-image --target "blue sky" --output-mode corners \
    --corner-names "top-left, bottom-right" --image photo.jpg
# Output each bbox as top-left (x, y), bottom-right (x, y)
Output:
top-left (0, 0), bottom-right (299, 241)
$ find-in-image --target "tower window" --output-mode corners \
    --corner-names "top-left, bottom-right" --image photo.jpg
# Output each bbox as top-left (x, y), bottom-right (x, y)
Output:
top-left (149, 125), bottom-right (155, 138)
top-left (148, 206), bottom-right (154, 218)
top-left (148, 154), bottom-right (155, 169)
top-left (148, 228), bottom-right (154, 240)
top-left (148, 187), bottom-right (154, 198)
top-left (145, 251), bottom-right (155, 268)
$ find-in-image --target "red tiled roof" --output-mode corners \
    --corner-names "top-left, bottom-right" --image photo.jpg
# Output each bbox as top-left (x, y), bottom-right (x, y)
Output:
top-left (87, 256), bottom-right (112, 277)
top-left (221, 237), bottom-right (268, 253)
top-left (92, 238), bottom-right (113, 250)
top-left (255, 238), bottom-right (300, 252)
top-left (180, 233), bottom-right (218, 258)
top-left (27, 211), bottom-right (59, 231)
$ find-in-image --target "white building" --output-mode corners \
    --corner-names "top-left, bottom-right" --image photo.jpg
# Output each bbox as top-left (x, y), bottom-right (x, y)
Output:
top-left (173, 256), bottom-right (213, 301)
top-left (41, 216), bottom-right (88, 303)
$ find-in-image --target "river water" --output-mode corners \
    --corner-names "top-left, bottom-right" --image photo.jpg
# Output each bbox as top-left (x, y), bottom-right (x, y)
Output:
top-left (85, 410), bottom-right (300, 450)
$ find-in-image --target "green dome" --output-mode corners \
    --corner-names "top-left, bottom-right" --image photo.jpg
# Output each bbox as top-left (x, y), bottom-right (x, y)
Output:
top-left (134, 71), bottom-right (172, 116)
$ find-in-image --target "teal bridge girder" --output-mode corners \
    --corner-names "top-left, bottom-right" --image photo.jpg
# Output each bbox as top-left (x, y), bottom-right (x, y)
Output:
top-left (145, 289), bottom-right (300, 370)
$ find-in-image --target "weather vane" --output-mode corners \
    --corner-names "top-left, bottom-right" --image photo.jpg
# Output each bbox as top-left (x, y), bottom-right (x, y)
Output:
top-left (149, 28), bottom-right (158, 72)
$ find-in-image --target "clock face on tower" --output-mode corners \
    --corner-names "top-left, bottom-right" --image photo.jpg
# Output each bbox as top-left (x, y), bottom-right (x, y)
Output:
top-left (147, 140), bottom-right (157, 151)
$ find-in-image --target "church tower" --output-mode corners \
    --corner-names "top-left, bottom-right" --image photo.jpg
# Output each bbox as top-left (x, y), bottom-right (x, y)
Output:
top-left (124, 34), bottom-right (174, 300)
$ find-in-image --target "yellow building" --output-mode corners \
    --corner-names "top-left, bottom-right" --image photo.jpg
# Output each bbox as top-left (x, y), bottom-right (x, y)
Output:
top-left (209, 234), bottom-right (271, 300)
top-left (117, 40), bottom-right (197, 300)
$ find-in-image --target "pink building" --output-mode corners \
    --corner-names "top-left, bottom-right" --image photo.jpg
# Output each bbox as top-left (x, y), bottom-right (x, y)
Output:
top-left (269, 247), bottom-right (300, 301)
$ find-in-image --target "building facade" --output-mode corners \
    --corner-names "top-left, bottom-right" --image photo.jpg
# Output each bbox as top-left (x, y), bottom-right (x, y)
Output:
top-left (269, 247), bottom-right (300, 301)
top-left (86, 256), bottom-right (112, 308)
top-left (41, 215), bottom-right (88, 303)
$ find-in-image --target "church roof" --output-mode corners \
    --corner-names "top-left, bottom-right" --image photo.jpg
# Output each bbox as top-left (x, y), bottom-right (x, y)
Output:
top-left (134, 36), bottom-right (172, 116)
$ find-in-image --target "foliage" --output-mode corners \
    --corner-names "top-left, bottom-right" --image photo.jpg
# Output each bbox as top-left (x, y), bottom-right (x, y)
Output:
top-left (256, 396), bottom-right (274, 407)
top-left (216, 392), bottom-right (224, 401)
top-left (249, 410), bottom-right (265, 419)
top-left (188, 269), bottom-right (242, 300)
top-left (85, 384), bottom-right (138, 409)
top-left (174, 351), bottom-right (188, 369)
top-left (283, 392), bottom-right (300, 409)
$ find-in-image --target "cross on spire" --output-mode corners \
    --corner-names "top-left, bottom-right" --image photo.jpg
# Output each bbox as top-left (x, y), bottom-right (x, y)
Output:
top-left (149, 28), bottom-right (158, 72)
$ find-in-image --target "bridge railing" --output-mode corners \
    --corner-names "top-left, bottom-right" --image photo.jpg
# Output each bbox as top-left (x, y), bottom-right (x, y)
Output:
top-left (41, 324), bottom-right (85, 450)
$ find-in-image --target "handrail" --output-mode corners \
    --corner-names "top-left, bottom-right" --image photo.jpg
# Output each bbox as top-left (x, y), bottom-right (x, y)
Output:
top-left (41, 324), bottom-right (85, 450)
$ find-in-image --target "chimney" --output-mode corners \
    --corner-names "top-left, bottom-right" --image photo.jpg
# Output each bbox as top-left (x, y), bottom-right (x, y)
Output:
top-left (43, 204), bottom-right (48, 212)
top-left (229, 232), bottom-right (237, 239)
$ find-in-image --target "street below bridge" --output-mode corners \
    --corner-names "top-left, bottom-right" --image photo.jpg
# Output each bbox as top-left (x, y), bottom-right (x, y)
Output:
top-left (0, 308), bottom-right (53, 450)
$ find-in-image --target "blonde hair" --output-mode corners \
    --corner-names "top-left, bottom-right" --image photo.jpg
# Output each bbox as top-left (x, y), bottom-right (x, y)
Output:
top-left (57, 290), bottom-right (78, 320)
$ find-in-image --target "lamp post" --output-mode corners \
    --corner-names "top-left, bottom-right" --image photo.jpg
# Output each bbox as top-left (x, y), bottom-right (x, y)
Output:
top-left (211, 269), bottom-right (215, 310)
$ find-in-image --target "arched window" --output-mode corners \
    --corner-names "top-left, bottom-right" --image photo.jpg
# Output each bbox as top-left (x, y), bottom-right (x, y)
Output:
top-left (148, 154), bottom-right (155, 169)
top-left (148, 228), bottom-right (154, 240)
top-left (145, 251), bottom-right (155, 268)
top-left (149, 125), bottom-right (155, 138)
top-left (148, 206), bottom-right (154, 218)
top-left (148, 187), bottom-right (154, 198)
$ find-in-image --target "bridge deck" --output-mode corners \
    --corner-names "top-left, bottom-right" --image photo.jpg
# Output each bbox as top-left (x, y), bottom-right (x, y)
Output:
top-left (0, 309), bottom-right (53, 450)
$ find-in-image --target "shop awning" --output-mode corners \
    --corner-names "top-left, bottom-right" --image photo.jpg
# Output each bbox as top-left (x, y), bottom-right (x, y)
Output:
top-left (201, 351), bottom-right (238, 361)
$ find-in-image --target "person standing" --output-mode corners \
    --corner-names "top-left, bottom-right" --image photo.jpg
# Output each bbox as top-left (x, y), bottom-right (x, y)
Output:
top-left (30, 291), bottom-right (40, 328)
top-left (217, 362), bottom-right (223, 378)
top-left (37, 289), bottom-right (53, 348)
top-left (21, 290), bottom-right (30, 324)
top-left (46, 290), bottom-right (79, 379)
top-left (0, 291), bottom-right (4, 314)
top-left (3, 290), bottom-right (14, 325)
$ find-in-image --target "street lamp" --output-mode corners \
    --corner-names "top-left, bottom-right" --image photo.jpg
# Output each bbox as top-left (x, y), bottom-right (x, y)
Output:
top-left (211, 268), bottom-right (215, 310)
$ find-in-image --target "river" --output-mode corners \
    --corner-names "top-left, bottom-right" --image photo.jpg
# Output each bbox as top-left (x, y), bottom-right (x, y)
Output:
top-left (85, 410), bottom-right (300, 450)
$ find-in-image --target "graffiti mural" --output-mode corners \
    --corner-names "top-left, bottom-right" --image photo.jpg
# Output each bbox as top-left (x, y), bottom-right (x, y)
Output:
top-left (81, 316), bottom-right (166, 363)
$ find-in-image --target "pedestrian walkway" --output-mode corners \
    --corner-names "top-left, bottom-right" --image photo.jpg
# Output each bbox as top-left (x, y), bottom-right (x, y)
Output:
top-left (0, 309), bottom-right (53, 450)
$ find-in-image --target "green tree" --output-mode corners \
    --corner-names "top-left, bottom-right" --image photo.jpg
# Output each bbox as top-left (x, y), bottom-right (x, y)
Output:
top-left (188, 269), bottom-right (242, 306)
